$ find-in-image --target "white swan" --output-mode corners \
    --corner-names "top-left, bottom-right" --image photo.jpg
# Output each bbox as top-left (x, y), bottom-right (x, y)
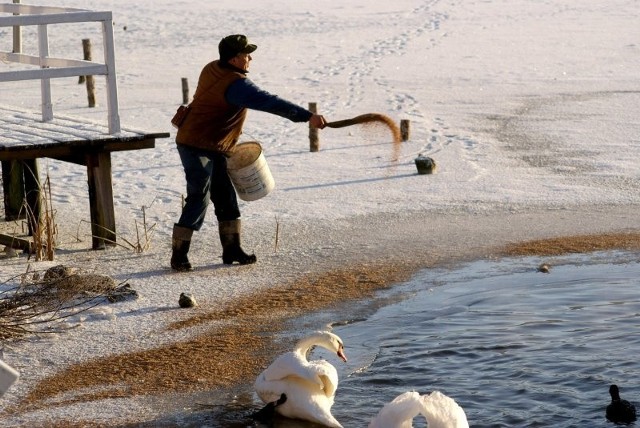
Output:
top-left (369, 390), bottom-right (469, 428)
top-left (368, 391), bottom-right (424, 428)
top-left (422, 390), bottom-right (469, 428)
top-left (254, 330), bottom-right (348, 428)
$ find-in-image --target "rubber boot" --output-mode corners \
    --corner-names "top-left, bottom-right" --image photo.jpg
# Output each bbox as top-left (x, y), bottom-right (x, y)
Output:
top-left (219, 219), bottom-right (257, 265)
top-left (171, 224), bottom-right (193, 272)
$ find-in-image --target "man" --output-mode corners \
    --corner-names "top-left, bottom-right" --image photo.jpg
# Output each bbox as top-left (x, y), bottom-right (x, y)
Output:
top-left (171, 34), bottom-right (327, 271)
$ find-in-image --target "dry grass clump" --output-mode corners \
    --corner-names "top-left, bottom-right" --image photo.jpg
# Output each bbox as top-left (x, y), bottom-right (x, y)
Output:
top-left (501, 232), bottom-right (640, 256)
top-left (75, 204), bottom-right (156, 253)
top-left (0, 265), bottom-right (134, 341)
top-left (27, 175), bottom-right (57, 261)
top-left (0, 172), bottom-right (58, 260)
top-left (113, 204), bottom-right (156, 253)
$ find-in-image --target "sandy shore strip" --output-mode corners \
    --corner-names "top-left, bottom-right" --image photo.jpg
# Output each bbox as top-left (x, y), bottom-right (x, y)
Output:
top-left (0, 206), bottom-right (638, 426)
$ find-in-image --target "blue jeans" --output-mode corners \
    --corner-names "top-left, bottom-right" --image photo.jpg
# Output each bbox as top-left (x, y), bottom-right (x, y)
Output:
top-left (176, 144), bottom-right (240, 231)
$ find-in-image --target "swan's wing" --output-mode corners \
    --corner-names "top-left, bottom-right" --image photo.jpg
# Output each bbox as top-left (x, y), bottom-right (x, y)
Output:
top-left (308, 359), bottom-right (339, 398)
top-left (259, 352), bottom-right (326, 389)
top-left (368, 391), bottom-right (422, 428)
top-left (421, 391), bottom-right (469, 428)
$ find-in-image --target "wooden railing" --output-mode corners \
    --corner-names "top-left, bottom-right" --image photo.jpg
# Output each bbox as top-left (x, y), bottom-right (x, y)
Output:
top-left (0, 2), bottom-right (121, 133)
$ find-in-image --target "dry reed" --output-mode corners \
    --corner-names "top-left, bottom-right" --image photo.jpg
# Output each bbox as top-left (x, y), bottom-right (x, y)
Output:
top-left (0, 265), bottom-right (128, 341)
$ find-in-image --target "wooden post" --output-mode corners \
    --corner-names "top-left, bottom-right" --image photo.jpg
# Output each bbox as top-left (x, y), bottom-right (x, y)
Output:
top-left (309, 102), bottom-right (319, 152)
top-left (78, 38), bottom-right (91, 84)
top-left (1, 160), bottom-right (25, 221)
top-left (181, 78), bottom-right (189, 104)
top-left (86, 152), bottom-right (116, 249)
top-left (12, 0), bottom-right (21, 54)
top-left (1, 159), bottom-right (41, 229)
top-left (400, 119), bottom-right (410, 141)
top-left (80, 39), bottom-right (96, 107)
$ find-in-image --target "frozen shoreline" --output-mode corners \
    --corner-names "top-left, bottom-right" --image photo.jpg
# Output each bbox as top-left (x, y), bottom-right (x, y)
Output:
top-left (1, 204), bottom-right (639, 426)
top-left (1, 0), bottom-right (639, 425)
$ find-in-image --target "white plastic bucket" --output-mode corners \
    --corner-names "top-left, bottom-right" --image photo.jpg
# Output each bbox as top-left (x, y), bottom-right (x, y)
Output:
top-left (0, 359), bottom-right (20, 398)
top-left (227, 141), bottom-right (275, 201)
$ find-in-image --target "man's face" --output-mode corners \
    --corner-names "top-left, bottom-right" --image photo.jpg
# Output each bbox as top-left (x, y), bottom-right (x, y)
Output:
top-left (229, 53), bottom-right (252, 71)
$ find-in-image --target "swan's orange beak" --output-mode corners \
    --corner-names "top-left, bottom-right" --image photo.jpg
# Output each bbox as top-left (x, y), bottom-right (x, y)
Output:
top-left (337, 348), bottom-right (347, 362)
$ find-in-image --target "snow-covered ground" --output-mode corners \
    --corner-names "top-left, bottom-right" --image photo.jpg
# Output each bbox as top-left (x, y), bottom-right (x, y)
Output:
top-left (1, 0), bottom-right (639, 425)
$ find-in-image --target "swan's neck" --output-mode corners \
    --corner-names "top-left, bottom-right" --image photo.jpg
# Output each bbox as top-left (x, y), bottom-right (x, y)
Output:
top-left (294, 336), bottom-right (318, 357)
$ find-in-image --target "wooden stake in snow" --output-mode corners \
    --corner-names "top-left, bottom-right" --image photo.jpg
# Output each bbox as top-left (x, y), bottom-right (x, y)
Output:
top-left (400, 119), bottom-right (410, 141)
top-left (309, 102), bottom-right (319, 152)
top-left (181, 77), bottom-right (189, 104)
top-left (11, 0), bottom-right (21, 54)
top-left (80, 39), bottom-right (96, 107)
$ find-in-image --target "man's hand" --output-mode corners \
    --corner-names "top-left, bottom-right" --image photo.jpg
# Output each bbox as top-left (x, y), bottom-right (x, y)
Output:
top-left (309, 114), bottom-right (327, 129)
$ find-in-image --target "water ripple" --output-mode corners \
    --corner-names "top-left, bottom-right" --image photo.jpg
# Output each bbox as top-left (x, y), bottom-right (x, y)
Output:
top-left (330, 253), bottom-right (640, 427)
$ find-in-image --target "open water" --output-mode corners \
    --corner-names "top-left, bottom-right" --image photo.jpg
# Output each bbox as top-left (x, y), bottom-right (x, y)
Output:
top-left (198, 251), bottom-right (640, 427)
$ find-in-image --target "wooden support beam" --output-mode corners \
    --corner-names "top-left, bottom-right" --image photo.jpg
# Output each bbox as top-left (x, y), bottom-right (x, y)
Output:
top-left (1, 160), bottom-right (25, 220)
top-left (0, 232), bottom-right (34, 253)
top-left (86, 151), bottom-right (116, 249)
top-left (1, 159), bottom-right (40, 233)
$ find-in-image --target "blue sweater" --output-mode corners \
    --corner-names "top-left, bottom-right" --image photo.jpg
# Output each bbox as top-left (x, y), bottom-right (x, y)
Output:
top-left (225, 78), bottom-right (313, 123)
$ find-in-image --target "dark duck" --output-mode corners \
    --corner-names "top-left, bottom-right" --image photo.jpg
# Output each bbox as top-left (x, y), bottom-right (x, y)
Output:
top-left (606, 384), bottom-right (637, 424)
top-left (251, 393), bottom-right (287, 427)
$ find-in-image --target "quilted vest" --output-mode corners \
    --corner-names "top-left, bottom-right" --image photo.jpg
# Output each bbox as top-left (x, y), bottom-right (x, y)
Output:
top-left (176, 60), bottom-right (247, 153)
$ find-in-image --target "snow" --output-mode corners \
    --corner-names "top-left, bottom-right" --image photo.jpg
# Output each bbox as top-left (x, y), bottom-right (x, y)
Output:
top-left (1, 0), bottom-right (639, 425)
